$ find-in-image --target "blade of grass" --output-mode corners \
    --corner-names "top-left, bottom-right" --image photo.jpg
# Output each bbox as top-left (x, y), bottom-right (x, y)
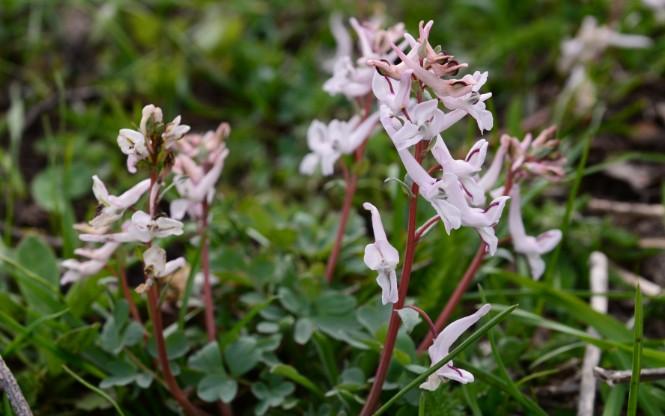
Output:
top-left (627, 286), bottom-right (643, 416)
top-left (372, 304), bottom-right (518, 416)
top-left (0, 253), bottom-right (59, 294)
top-left (480, 288), bottom-right (547, 415)
top-left (602, 384), bottom-right (626, 416)
top-left (62, 365), bottom-right (126, 416)
top-left (490, 304), bottom-right (665, 364)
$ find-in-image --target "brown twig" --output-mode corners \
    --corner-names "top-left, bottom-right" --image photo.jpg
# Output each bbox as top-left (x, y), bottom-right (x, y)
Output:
top-left (594, 367), bottom-right (665, 385)
top-left (0, 353), bottom-right (33, 416)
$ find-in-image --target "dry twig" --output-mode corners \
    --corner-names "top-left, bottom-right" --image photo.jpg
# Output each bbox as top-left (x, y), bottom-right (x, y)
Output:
top-left (0, 353), bottom-right (33, 416)
top-left (577, 252), bottom-right (608, 416)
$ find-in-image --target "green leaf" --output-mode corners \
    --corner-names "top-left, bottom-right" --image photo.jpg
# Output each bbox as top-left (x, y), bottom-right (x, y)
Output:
top-left (224, 336), bottom-right (261, 376)
top-left (197, 374), bottom-right (238, 403)
top-left (31, 164), bottom-right (92, 212)
top-left (270, 363), bottom-right (324, 398)
top-left (100, 300), bottom-right (144, 354)
top-left (294, 317), bottom-right (314, 345)
top-left (147, 330), bottom-right (189, 360)
top-left (627, 287), bottom-right (643, 416)
top-left (188, 342), bottom-right (224, 373)
top-left (14, 236), bottom-right (61, 314)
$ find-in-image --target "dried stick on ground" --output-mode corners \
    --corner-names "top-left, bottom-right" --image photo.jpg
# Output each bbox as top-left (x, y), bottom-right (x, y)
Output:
top-left (594, 367), bottom-right (665, 385)
top-left (587, 198), bottom-right (665, 218)
top-left (577, 252), bottom-right (608, 416)
top-left (0, 354), bottom-right (33, 416)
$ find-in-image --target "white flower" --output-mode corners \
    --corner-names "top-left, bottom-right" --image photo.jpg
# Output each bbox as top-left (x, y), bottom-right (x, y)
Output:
top-left (300, 113), bottom-right (379, 176)
top-left (323, 56), bottom-right (374, 98)
top-left (440, 71), bottom-right (493, 133)
top-left (143, 245), bottom-right (186, 278)
top-left (390, 37), bottom-right (474, 99)
top-left (431, 136), bottom-right (488, 205)
top-left (117, 105), bottom-right (163, 174)
top-left (162, 115), bottom-right (191, 149)
top-left (61, 241), bottom-right (119, 285)
top-left (139, 104), bottom-right (163, 135)
top-left (61, 258), bottom-right (106, 285)
top-left (323, 14), bottom-right (353, 73)
top-left (560, 16), bottom-right (652, 72)
top-left (380, 100), bottom-right (459, 151)
top-left (90, 176), bottom-right (151, 228)
top-left (371, 69), bottom-right (412, 115)
top-left (80, 211), bottom-right (183, 244)
top-left (397, 148), bottom-right (462, 234)
top-left (420, 304), bottom-right (491, 390)
top-left (477, 135), bottom-right (510, 193)
top-left (363, 202), bottom-right (399, 305)
top-left (117, 129), bottom-right (150, 173)
top-left (440, 172), bottom-right (509, 255)
top-left (398, 148), bottom-right (508, 254)
top-left (508, 186), bottom-right (562, 279)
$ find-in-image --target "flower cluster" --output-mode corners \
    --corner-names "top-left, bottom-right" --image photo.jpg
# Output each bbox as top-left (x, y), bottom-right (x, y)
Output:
top-left (60, 105), bottom-right (194, 289)
top-left (370, 19), bottom-right (508, 257)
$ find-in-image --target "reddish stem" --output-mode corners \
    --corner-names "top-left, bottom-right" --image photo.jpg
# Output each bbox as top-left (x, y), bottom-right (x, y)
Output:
top-left (118, 264), bottom-right (142, 325)
top-left (325, 174), bottom-right (358, 283)
top-left (144, 167), bottom-right (205, 416)
top-left (359, 143), bottom-right (424, 416)
top-left (200, 201), bottom-right (216, 342)
top-left (199, 202), bottom-right (233, 416)
top-left (147, 285), bottom-right (205, 416)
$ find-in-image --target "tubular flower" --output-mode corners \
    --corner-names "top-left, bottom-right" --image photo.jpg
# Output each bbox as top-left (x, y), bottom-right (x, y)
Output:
top-left (420, 304), bottom-right (491, 389)
top-left (440, 71), bottom-right (493, 133)
top-left (80, 211), bottom-right (183, 244)
top-left (90, 176), bottom-right (151, 229)
top-left (362, 202), bottom-right (399, 305)
top-left (508, 186), bottom-right (562, 279)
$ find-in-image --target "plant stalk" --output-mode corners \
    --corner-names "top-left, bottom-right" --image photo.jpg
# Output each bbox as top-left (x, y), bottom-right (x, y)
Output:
top-left (359, 142), bottom-right (424, 416)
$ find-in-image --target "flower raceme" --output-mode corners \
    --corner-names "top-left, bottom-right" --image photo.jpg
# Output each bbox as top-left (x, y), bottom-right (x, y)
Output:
top-left (362, 203), bottom-right (399, 305)
top-left (420, 304), bottom-right (491, 389)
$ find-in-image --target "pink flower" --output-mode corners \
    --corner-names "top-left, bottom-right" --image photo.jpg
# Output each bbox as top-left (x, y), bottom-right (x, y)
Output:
top-left (363, 202), bottom-right (399, 305)
top-left (420, 304), bottom-right (491, 389)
